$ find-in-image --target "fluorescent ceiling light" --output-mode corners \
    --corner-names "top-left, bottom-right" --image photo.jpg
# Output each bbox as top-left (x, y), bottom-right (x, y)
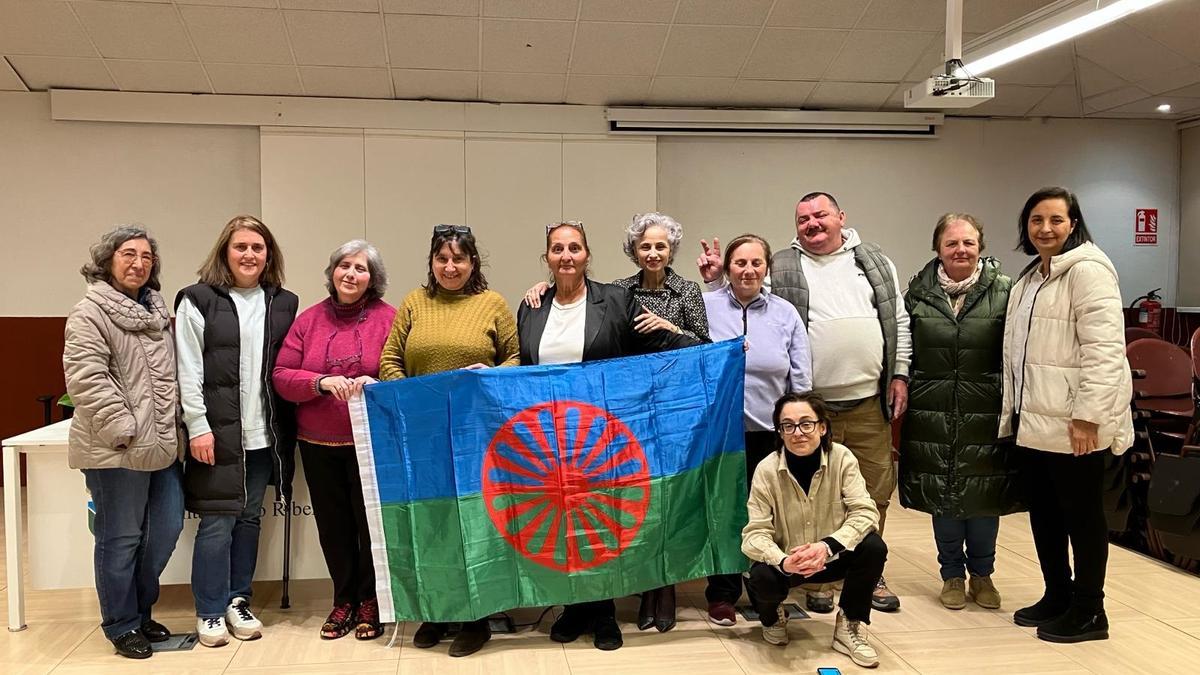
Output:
top-left (962, 0), bottom-right (1170, 76)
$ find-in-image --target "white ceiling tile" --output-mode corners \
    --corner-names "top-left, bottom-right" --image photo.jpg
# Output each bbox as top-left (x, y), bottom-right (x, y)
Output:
top-left (0, 0), bottom-right (97, 57)
top-left (383, 0), bottom-right (480, 15)
top-left (856, 0), bottom-right (943, 32)
top-left (71, 1), bottom-right (196, 60)
top-left (205, 62), bottom-right (303, 95)
top-left (483, 0), bottom-right (579, 21)
top-left (1102, 95), bottom-right (1200, 117)
top-left (569, 22), bottom-right (667, 76)
top-left (1083, 85), bottom-right (1150, 113)
top-left (175, 1), bottom-right (277, 7)
top-left (563, 74), bottom-right (649, 105)
top-left (647, 76), bottom-right (734, 106)
top-left (1074, 22), bottom-right (1189, 83)
top-left (578, 0), bottom-right (676, 23)
top-left (904, 32), bottom-right (950, 80)
top-left (768, 0), bottom-right (869, 29)
top-left (392, 68), bottom-right (478, 100)
top-left (963, 0), bottom-right (1058, 34)
top-left (742, 28), bottom-right (847, 80)
top-left (281, 0), bottom-right (380, 11)
top-left (480, 71), bottom-right (565, 102)
top-left (107, 59), bottom-right (210, 92)
top-left (984, 44), bottom-right (1073, 86)
top-left (180, 5), bottom-right (293, 65)
top-left (284, 10), bottom-right (387, 67)
top-left (729, 79), bottom-right (817, 108)
top-left (656, 26), bottom-right (758, 78)
top-left (1165, 81), bottom-right (1200, 99)
top-left (299, 66), bottom-right (392, 98)
top-left (7, 55), bottom-right (116, 90)
top-left (959, 84), bottom-right (1051, 117)
top-left (824, 30), bottom-right (929, 82)
top-left (0, 57), bottom-right (29, 91)
top-left (805, 81), bottom-right (894, 110)
top-left (1075, 58), bottom-right (1130, 99)
top-left (1025, 84), bottom-right (1081, 117)
top-left (1122, 0), bottom-right (1200, 62)
top-left (674, 0), bottom-right (773, 26)
top-left (1137, 65), bottom-right (1200, 96)
top-left (481, 19), bottom-right (574, 74)
top-left (386, 15), bottom-right (479, 71)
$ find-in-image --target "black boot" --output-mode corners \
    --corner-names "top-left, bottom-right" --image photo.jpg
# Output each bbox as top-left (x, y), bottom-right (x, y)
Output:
top-left (655, 585), bottom-right (677, 633)
top-left (412, 621), bottom-right (448, 648)
top-left (550, 606), bottom-right (592, 643)
top-left (1037, 607), bottom-right (1109, 643)
top-left (112, 630), bottom-right (153, 659)
top-left (637, 590), bottom-right (656, 631)
top-left (593, 614), bottom-right (623, 650)
top-left (448, 619), bottom-right (491, 657)
top-left (1013, 594), bottom-right (1071, 627)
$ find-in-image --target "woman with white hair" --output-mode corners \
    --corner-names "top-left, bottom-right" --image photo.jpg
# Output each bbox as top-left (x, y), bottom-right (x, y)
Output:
top-left (522, 212), bottom-right (709, 633)
top-left (272, 239), bottom-right (396, 641)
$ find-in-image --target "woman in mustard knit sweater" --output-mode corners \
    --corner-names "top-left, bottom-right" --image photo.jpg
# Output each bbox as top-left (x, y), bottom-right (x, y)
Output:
top-left (377, 224), bottom-right (519, 657)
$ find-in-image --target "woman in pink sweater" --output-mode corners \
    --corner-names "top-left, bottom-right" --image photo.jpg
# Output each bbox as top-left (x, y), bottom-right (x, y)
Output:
top-left (272, 240), bottom-right (396, 641)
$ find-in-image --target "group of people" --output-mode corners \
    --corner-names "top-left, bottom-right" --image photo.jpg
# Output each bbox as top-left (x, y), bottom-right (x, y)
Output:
top-left (62, 186), bottom-right (1132, 668)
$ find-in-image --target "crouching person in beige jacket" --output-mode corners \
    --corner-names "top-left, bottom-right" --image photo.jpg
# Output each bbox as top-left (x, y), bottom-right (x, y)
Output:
top-left (741, 392), bottom-right (886, 668)
top-left (64, 225), bottom-right (185, 660)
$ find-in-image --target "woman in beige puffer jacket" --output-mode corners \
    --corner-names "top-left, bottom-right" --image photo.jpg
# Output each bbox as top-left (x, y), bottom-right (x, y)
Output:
top-left (63, 225), bottom-right (184, 660)
top-left (998, 187), bottom-right (1132, 646)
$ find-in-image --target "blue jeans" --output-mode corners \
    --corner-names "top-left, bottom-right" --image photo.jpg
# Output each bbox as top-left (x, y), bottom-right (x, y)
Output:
top-left (932, 515), bottom-right (1000, 580)
top-left (191, 449), bottom-right (273, 618)
top-left (82, 463), bottom-right (185, 640)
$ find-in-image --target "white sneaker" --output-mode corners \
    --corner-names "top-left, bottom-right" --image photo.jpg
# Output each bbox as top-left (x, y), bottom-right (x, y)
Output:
top-left (832, 610), bottom-right (879, 668)
top-left (225, 597), bottom-right (263, 641)
top-left (761, 605), bottom-right (789, 646)
top-left (196, 616), bottom-right (229, 647)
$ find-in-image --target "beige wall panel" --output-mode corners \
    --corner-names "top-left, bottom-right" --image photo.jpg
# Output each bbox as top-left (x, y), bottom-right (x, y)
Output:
top-left (0, 92), bottom-right (259, 316)
top-left (1181, 126), bottom-right (1200, 307)
top-left (658, 117), bottom-right (1181, 304)
top-left (364, 131), bottom-right (467, 300)
top-left (562, 137), bottom-right (658, 284)
top-left (260, 127), bottom-right (365, 308)
top-left (465, 134), bottom-right (564, 305)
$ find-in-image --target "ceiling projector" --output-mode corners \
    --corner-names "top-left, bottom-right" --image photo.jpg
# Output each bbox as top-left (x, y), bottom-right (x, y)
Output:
top-left (905, 75), bottom-right (995, 109)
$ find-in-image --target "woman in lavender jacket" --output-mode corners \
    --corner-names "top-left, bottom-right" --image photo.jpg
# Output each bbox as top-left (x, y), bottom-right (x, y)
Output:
top-left (701, 233), bottom-right (813, 626)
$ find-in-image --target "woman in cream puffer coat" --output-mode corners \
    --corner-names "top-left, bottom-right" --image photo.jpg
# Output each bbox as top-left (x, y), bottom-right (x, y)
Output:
top-left (998, 187), bottom-right (1132, 646)
top-left (64, 225), bottom-right (184, 660)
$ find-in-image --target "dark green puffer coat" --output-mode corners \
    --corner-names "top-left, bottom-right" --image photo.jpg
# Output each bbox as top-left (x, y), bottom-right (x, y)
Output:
top-left (898, 257), bottom-right (1023, 518)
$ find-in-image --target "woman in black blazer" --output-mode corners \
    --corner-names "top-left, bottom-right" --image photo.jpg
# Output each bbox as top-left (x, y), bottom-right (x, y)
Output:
top-left (517, 221), bottom-right (701, 650)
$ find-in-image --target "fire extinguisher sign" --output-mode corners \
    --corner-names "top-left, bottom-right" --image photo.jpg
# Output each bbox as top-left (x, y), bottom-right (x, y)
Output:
top-left (1134, 208), bottom-right (1158, 246)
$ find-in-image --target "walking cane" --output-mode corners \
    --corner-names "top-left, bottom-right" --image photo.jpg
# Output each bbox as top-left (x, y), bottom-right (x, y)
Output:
top-left (281, 504), bottom-right (292, 609)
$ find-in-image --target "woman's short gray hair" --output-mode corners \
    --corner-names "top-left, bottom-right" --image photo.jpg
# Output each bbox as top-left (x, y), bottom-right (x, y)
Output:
top-left (325, 239), bottom-right (388, 300)
top-left (79, 224), bottom-right (162, 291)
top-left (622, 212), bottom-right (684, 266)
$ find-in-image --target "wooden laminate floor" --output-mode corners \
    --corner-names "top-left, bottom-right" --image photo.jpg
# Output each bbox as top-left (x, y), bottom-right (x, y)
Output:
top-left (4, 490), bottom-right (1200, 675)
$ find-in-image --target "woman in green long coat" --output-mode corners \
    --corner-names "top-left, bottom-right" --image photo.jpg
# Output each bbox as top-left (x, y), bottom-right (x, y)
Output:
top-left (898, 213), bottom-right (1022, 612)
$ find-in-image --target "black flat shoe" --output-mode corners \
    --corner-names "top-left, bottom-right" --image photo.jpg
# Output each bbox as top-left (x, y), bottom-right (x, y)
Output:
top-left (550, 607), bottom-right (592, 643)
top-left (593, 615), bottom-right (623, 651)
top-left (1014, 595), bottom-right (1071, 628)
top-left (655, 586), bottom-right (677, 633)
top-left (139, 619), bottom-right (171, 643)
top-left (637, 591), bottom-right (656, 631)
top-left (113, 630), bottom-right (153, 659)
top-left (448, 619), bottom-right (491, 657)
top-left (412, 621), bottom-right (448, 648)
top-left (1037, 608), bottom-right (1109, 643)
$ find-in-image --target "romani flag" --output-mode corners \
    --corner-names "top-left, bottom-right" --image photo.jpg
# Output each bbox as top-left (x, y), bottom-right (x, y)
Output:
top-left (349, 339), bottom-right (748, 623)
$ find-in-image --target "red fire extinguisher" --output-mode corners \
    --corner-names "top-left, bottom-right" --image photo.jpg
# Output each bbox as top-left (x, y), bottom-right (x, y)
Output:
top-left (1130, 288), bottom-right (1163, 335)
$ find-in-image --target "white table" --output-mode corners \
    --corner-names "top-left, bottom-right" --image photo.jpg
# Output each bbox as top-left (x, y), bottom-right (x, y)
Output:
top-left (3, 420), bottom-right (328, 632)
top-left (3, 419), bottom-right (71, 631)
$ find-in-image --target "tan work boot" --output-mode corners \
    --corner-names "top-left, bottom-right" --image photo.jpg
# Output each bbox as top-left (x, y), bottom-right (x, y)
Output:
top-left (939, 577), bottom-right (967, 610)
top-left (969, 575), bottom-right (1002, 609)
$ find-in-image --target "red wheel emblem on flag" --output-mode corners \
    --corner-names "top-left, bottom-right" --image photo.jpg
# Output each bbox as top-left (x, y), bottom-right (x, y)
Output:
top-left (482, 400), bottom-right (651, 572)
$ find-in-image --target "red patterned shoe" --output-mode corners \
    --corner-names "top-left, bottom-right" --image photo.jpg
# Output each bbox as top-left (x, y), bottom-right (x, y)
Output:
top-left (355, 597), bottom-right (383, 640)
top-left (320, 602), bottom-right (355, 640)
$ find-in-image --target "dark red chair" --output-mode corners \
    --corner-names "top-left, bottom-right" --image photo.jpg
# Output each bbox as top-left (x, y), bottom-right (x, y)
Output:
top-left (1127, 338), bottom-right (1194, 454)
top-left (1126, 326), bottom-right (1161, 344)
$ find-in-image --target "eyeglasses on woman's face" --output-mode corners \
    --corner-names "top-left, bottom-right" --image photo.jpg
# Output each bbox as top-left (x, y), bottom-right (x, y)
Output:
top-left (115, 248), bottom-right (156, 266)
top-left (777, 419), bottom-right (819, 436)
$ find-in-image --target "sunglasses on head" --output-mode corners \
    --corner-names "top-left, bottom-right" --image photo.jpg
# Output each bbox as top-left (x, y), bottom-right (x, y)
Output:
top-left (433, 224), bottom-right (472, 236)
top-left (545, 220), bottom-right (585, 234)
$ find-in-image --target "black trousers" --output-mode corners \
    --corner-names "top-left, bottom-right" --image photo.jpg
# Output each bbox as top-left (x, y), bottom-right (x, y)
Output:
top-left (299, 441), bottom-right (376, 606)
top-left (745, 532), bottom-right (887, 624)
top-left (561, 599), bottom-right (616, 621)
top-left (1021, 445), bottom-right (1109, 612)
top-left (706, 431), bottom-right (779, 604)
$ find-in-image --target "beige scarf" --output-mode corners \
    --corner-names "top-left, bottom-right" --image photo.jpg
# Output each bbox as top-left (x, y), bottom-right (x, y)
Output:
top-left (937, 260), bottom-right (982, 316)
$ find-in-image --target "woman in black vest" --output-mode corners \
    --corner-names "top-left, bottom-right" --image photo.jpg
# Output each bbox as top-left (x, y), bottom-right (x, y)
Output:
top-left (175, 215), bottom-right (298, 648)
top-left (898, 213), bottom-right (1020, 612)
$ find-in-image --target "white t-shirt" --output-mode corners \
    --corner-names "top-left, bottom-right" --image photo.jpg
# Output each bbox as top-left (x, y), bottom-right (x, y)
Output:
top-left (538, 293), bottom-right (587, 365)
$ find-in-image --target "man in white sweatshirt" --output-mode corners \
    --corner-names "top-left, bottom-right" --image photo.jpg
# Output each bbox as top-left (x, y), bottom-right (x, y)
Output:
top-left (699, 191), bottom-right (911, 612)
